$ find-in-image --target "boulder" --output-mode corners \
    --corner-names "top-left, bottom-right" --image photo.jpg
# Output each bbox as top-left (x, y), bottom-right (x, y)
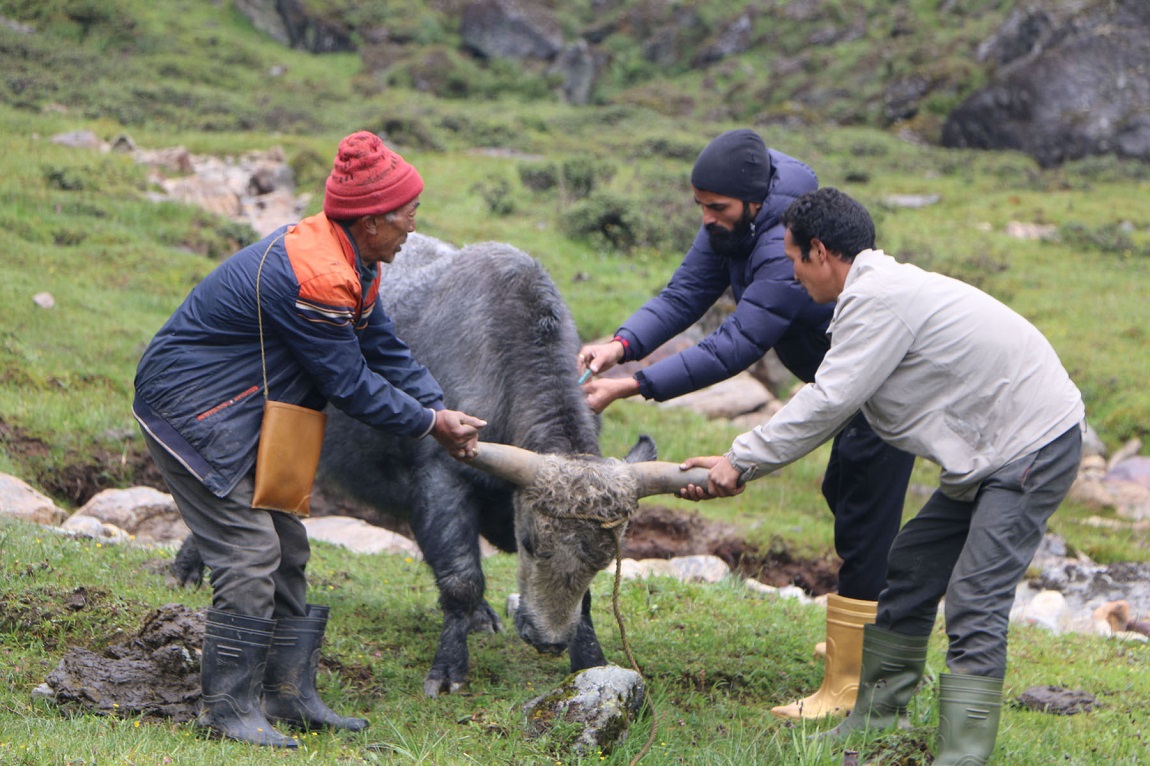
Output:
top-left (942, 0), bottom-right (1150, 166)
top-left (656, 372), bottom-right (776, 420)
top-left (0, 473), bottom-right (68, 526)
top-left (524, 665), bottom-right (645, 754)
top-left (234, 0), bottom-right (355, 53)
top-left (65, 487), bottom-right (189, 547)
top-left (460, 0), bottom-right (563, 61)
top-left (302, 515), bottom-right (422, 558)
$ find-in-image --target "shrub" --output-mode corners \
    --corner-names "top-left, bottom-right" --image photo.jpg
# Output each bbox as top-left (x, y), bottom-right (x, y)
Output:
top-left (561, 156), bottom-right (615, 201)
top-left (1058, 222), bottom-right (1148, 258)
top-left (471, 177), bottom-right (515, 217)
top-left (562, 191), bottom-right (640, 251)
top-left (518, 162), bottom-right (559, 193)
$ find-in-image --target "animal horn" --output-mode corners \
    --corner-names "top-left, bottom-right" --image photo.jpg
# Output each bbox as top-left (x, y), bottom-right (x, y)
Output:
top-left (630, 461), bottom-right (712, 499)
top-left (467, 442), bottom-right (545, 487)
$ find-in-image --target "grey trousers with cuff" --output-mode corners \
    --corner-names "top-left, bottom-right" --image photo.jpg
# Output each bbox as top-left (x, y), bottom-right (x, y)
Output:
top-left (875, 424), bottom-right (1082, 678)
top-left (143, 431), bottom-right (310, 620)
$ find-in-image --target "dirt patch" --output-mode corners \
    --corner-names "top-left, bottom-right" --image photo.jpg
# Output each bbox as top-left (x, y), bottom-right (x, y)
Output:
top-left (0, 417), bottom-right (166, 508)
top-left (1017, 685), bottom-right (1098, 715)
top-left (625, 504), bottom-right (840, 596)
top-left (41, 603), bottom-right (204, 721)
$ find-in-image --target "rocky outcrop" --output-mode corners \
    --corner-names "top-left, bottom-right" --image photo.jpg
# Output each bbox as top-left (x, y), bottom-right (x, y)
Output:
top-left (459, 0), bottom-right (563, 62)
top-left (234, 0), bottom-right (355, 53)
top-left (942, 0), bottom-right (1150, 166)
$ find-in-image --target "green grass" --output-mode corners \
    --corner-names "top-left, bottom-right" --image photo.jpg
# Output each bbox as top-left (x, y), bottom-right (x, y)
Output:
top-left (0, 1), bottom-right (1148, 762)
top-left (2, 517), bottom-right (1147, 765)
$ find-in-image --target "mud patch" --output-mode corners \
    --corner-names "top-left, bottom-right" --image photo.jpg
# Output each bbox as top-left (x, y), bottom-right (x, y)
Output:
top-left (625, 504), bottom-right (841, 596)
top-left (0, 417), bottom-right (165, 508)
top-left (0, 585), bottom-right (110, 651)
top-left (41, 603), bottom-right (204, 721)
top-left (1017, 685), bottom-right (1098, 715)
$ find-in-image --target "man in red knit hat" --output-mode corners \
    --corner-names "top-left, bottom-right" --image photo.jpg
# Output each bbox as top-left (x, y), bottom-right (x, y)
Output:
top-left (134, 131), bottom-right (487, 747)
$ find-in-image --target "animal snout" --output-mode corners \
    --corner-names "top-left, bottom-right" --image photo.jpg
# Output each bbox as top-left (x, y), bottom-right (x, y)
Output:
top-left (514, 606), bottom-right (569, 655)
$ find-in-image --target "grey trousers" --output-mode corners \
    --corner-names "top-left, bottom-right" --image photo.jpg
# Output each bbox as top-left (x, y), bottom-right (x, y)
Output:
top-left (876, 424), bottom-right (1082, 678)
top-left (143, 431), bottom-right (310, 620)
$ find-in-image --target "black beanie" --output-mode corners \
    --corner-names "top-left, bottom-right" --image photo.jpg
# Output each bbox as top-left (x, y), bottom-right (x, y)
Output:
top-left (690, 129), bottom-right (772, 202)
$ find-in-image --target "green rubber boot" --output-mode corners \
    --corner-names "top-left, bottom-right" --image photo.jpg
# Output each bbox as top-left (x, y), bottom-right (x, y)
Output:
top-left (198, 609), bottom-right (298, 747)
top-left (263, 604), bottom-right (368, 732)
top-left (933, 673), bottom-right (1003, 765)
top-left (822, 624), bottom-right (929, 739)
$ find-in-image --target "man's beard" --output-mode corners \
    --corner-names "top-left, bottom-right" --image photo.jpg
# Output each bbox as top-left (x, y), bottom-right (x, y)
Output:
top-left (706, 205), bottom-right (755, 258)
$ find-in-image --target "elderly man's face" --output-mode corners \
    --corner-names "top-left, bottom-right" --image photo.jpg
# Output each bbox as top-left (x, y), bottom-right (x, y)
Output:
top-left (360, 199), bottom-right (419, 266)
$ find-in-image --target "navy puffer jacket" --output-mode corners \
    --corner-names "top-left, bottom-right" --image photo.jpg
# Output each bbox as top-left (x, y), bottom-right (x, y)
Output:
top-left (614, 148), bottom-right (832, 401)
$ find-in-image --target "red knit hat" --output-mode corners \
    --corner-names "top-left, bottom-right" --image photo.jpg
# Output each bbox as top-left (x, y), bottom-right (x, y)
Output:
top-left (323, 131), bottom-right (424, 219)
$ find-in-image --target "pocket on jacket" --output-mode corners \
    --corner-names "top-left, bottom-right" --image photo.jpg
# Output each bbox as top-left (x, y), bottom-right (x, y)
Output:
top-left (196, 384), bottom-right (261, 421)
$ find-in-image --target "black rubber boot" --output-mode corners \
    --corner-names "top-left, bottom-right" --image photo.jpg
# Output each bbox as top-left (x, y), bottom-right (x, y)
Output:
top-left (933, 673), bottom-right (1003, 765)
top-left (198, 609), bottom-right (298, 748)
top-left (263, 604), bottom-right (368, 732)
top-left (822, 624), bottom-right (930, 739)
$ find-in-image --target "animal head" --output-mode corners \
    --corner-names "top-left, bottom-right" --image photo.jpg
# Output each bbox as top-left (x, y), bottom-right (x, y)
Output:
top-left (468, 441), bottom-right (710, 657)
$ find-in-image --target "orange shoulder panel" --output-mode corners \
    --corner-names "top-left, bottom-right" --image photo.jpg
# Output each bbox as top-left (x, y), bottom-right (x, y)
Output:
top-left (284, 214), bottom-right (362, 323)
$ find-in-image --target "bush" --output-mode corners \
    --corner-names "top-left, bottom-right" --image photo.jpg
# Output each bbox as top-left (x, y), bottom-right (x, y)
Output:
top-left (561, 187), bottom-right (696, 254)
top-left (518, 162), bottom-right (559, 193)
top-left (562, 191), bottom-right (640, 251)
top-left (471, 177), bottom-right (515, 217)
top-left (1058, 222), bottom-right (1148, 258)
top-left (561, 156), bottom-right (615, 201)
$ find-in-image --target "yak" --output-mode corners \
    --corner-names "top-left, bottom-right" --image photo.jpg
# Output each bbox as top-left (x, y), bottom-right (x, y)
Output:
top-left (172, 233), bottom-right (705, 697)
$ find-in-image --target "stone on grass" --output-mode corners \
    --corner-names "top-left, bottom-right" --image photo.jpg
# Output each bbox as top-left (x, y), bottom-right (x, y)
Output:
top-left (524, 665), bottom-right (645, 754)
top-left (0, 474), bottom-right (68, 526)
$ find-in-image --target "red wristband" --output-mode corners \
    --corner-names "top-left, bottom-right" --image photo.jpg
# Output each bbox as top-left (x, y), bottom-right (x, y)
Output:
top-left (612, 335), bottom-right (630, 362)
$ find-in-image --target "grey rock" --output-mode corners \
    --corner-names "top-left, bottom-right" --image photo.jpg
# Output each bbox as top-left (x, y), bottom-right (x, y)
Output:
top-left (943, 0), bottom-right (1150, 166)
top-left (524, 665), bottom-right (645, 754)
top-left (460, 0), bottom-right (563, 61)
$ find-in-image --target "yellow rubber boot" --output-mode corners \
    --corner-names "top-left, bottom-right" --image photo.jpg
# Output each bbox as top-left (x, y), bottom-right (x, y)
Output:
top-left (771, 594), bottom-right (877, 720)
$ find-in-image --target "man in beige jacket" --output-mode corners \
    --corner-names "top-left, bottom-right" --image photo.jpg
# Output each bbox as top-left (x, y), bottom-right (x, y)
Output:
top-left (680, 187), bottom-right (1084, 766)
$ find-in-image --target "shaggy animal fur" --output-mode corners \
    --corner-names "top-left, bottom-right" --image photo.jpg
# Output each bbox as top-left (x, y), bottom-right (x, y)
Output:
top-left (513, 457), bottom-right (641, 647)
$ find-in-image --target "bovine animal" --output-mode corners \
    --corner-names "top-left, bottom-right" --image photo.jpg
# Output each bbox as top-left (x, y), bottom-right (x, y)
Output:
top-left (171, 234), bottom-right (704, 697)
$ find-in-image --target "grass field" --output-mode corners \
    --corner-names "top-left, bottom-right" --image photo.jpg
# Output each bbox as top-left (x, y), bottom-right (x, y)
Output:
top-left (0, 1), bottom-right (1148, 763)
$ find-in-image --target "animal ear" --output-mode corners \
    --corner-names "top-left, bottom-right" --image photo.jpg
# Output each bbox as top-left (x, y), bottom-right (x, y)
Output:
top-left (467, 442), bottom-right (544, 487)
top-left (622, 434), bottom-right (657, 464)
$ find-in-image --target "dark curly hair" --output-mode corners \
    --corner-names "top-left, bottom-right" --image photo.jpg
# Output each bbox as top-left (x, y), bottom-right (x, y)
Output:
top-left (781, 187), bottom-right (875, 262)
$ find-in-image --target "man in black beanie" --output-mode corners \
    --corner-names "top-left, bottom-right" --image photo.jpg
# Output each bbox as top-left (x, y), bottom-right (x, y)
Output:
top-left (577, 129), bottom-right (916, 721)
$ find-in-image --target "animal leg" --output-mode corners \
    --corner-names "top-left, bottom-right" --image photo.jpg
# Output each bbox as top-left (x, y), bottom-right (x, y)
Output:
top-left (411, 485), bottom-right (489, 697)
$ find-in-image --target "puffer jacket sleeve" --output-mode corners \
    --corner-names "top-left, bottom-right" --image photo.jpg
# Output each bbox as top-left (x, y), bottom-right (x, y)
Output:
top-left (359, 306), bottom-right (445, 410)
top-left (629, 221), bottom-right (814, 401)
top-left (614, 227), bottom-right (729, 362)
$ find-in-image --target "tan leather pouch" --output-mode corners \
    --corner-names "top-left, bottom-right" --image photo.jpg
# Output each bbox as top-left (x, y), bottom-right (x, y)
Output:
top-left (252, 400), bottom-right (327, 516)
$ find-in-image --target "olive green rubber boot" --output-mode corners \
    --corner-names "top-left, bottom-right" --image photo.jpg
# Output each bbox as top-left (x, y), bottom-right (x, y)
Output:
top-left (933, 673), bottom-right (1003, 765)
top-left (263, 604), bottom-right (368, 732)
top-left (822, 624), bottom-right (929, 739)
top-left (198, 609), bottom-right (298, 747)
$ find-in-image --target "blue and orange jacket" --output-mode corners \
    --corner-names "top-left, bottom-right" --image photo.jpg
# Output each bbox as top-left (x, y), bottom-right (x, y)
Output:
top-left (133, 213), bottom-right (444, 498)
top-left (615, 148), bottom-right (833, 400)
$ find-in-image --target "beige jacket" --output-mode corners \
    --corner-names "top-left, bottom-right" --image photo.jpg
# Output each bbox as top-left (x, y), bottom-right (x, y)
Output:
top-left (728, 249), bottom-right (1084, 500)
